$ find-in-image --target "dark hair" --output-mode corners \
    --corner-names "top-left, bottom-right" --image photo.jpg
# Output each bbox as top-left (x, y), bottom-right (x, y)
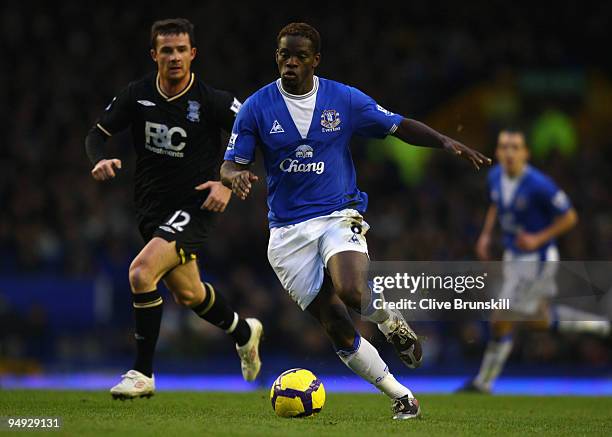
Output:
top-left (499, 127), bottom-right (528, 147)
top-left (277, 22), bottom-right (321, 53)
top-left (150, 18), bottom-right (195, 49)
top-left (500, 126), bottom-right (525, 137)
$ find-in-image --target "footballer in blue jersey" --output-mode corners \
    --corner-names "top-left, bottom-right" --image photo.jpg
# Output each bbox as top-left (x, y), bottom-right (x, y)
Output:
top-left (460, 128), bottom-right (609, 394)
top-left (221, 23), bottom-right (490, 419)
top-left (481, 131), bottom-right (574, 261)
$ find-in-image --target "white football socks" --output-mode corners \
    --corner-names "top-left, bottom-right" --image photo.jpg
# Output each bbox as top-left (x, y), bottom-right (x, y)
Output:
top-left (337, 335), bottom-right (413, 399)
top-left (473, 337), bottom-right (514, 390)
top-left (552, 305), bottom-right (611, 337)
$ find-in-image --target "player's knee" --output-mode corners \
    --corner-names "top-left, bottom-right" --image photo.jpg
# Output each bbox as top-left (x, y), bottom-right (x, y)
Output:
top-left (128, 261), bottom-right (156, 293)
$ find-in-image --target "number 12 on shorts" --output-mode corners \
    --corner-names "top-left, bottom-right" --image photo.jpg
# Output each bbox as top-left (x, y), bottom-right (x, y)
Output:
top-left (165, 210), bottom-right (191, 232)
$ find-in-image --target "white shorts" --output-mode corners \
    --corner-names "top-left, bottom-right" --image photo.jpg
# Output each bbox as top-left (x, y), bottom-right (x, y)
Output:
top-left (267, 209), bottom-right (370, 310)
top-left (499, 246), bottom-right (559, 315)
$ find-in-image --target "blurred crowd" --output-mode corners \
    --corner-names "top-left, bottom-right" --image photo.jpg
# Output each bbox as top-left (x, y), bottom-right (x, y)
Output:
top-left (1, 1), bottom-right (611, 372)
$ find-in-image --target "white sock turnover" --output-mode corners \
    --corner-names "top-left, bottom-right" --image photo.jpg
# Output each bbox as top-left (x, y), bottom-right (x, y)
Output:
top-left (337, 335), bottom-right (413, 399)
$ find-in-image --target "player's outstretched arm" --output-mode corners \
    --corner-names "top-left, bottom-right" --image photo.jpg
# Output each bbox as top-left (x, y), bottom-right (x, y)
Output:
top-left (220, 160), bottom-right (259, 200)
top-left (85, 128), bottom-right (122, 181)
top-left (392, 118), bottom-right (491, 170)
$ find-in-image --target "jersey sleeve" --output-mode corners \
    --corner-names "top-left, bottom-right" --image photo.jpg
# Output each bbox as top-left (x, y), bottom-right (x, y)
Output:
top-left (94, 84), bottom-right (134, 137)
top-left (211, 88), bottom-right (242, 132)
top-left (538, 176), bottom-right (572, 216)
top-left (349, 87), bottom-right (404, 138)
top-left (223, 97), bottom-right (258, 165)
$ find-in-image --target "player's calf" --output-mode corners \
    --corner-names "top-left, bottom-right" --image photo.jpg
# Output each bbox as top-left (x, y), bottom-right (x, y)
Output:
top-left (327, 260), bottom-right (423, 368)
top-left (171, 286), bottom-right (203, 308)
top-left (332, 276), bottom-right (368, 312)
top-left (190, 282), bottom-right (251, 343)
top-left (306, 280), bottom-right (356, 350)
top-left (131, 289), bottom-right (163, 378)
top-left (188, 282), bottom-right (261, 380)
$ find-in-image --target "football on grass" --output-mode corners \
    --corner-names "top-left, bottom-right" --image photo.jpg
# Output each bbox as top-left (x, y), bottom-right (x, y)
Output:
top-left (270, 368), bottom-right (326, 417)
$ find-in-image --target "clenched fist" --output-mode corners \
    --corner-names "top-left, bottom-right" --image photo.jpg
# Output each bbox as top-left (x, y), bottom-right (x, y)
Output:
top-left (91, 159), bottom-right (122, 181)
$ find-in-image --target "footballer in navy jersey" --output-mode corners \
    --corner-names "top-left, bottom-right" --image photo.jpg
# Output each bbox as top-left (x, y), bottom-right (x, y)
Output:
top-left (90, 70), bottom-right (241, 223)
top-left (221, 22), bottom-right (491, 419)
top-left (85, 18), bottom-right (262, 399)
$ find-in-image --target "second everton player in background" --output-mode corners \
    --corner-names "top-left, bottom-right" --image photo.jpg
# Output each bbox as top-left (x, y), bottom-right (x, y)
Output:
top-left (85, 18), bottom-right (262, 399)
top-left (221, 22), bottom-right (491, 419)
top-left (459, 128), bottom-right (611, 393)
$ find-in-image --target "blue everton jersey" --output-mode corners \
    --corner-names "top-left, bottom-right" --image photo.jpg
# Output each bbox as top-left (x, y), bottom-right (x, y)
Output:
top-left (488, 164), bottom-right (572, 256)
top-left (224, 76), bottom-right (403, 227)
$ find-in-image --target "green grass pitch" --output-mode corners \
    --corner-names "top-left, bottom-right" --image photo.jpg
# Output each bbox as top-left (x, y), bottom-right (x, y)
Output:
top-left (1, 390), bottom-right (611, 436)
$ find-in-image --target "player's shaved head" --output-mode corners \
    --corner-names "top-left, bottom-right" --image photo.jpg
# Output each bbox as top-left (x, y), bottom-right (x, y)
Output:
top-left (277, 22), bottom-right (321, 53)
top-left (151, 18), bottom-right (195, 50)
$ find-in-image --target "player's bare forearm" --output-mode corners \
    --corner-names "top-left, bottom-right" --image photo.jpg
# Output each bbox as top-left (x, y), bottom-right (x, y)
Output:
top-left (392, 118), bottom-right (492, 170)
top-left (476, 204), bottom-right (497, 260)
top-left (482, 204), bottom-right (498, 236)
top-left (220, 160), bottom-right (259, 200)
top-left (516, 208), bottom-right (577, 251)
top-left (393, 118), bottom-right (445, 148)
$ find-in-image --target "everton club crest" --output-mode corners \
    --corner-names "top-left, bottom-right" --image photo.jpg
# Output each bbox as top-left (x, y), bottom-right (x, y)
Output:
top-left (321, 109), bottom-right (341, 132)
top-left (186, 100), bottom-right (201, 122)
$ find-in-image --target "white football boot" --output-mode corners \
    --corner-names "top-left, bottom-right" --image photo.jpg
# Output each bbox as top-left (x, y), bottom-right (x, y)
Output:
top-left (110, 369), bottom-right (155, 400)
top-left (235, 318), bottom-right (263, 381)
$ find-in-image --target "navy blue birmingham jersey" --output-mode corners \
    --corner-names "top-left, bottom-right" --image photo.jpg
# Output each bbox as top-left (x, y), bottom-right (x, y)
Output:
top-left (92, 72), bottom-right (241, 221)
top-left (488, 164), bottom-right (572, 257)
top-left (224, 76), bottom-right (403, 228)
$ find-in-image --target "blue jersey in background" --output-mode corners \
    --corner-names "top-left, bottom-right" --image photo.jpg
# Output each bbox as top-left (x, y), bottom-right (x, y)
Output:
top-left (488, 164), bottom-right (572, 257)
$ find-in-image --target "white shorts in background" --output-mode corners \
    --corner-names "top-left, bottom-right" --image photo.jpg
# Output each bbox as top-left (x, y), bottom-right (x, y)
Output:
top-left (267, 209), bottom-right (370, 310)
top-left (499, 246), bottom-right (560, 315)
